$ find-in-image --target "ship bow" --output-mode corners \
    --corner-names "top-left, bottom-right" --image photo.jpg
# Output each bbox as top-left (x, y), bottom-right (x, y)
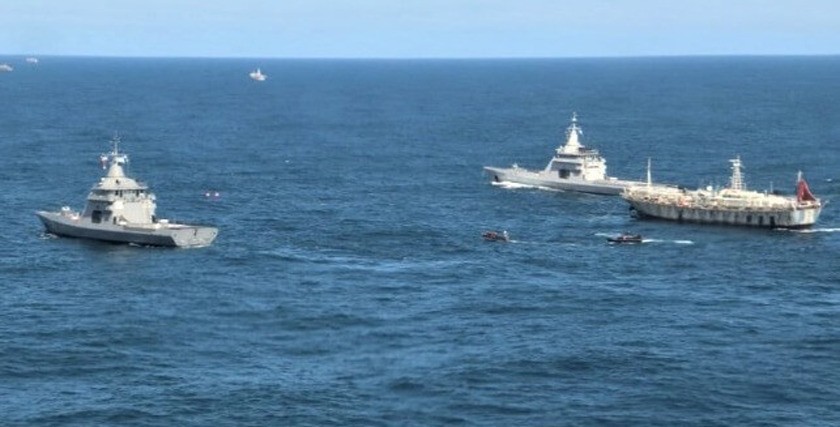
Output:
top-left (171, 226), bottom-right (219, 247)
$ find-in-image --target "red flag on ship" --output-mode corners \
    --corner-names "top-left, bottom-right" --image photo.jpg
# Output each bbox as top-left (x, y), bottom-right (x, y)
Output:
top-left (796, 176), bottom-right (817, 202)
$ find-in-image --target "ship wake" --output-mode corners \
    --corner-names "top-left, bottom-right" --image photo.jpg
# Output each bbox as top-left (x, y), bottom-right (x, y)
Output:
top-left (596, 233), bottom-right (693, 245)
top-left (491, 181), bottom-right (559, 192)
top-left (784, 227), bottom-right (840, 234)
top-left (644, 239), bottom-right (695, 245)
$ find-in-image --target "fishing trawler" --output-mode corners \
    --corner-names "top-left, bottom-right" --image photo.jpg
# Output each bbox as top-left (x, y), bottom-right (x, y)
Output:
top-left (484, 113), bottom-right (648, 195)
top-left (36, 138), bottom-right (218, 247)
top-left (622, 157), bottom-right (821, 228)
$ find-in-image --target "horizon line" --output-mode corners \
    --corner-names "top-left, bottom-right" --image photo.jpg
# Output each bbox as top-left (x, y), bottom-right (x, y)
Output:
top-left (2, 53), bottom-right (840, 61)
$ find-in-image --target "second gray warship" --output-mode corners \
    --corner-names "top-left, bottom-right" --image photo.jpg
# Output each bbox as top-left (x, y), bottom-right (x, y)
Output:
top-left (37, 138), bottom-right (218, 247)
top-left (484, 114), bottom-right (647, 195)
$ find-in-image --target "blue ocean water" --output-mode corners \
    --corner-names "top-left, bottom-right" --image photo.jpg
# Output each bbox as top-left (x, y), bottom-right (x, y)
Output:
top-left (1, 56), bottom-right (840, 425)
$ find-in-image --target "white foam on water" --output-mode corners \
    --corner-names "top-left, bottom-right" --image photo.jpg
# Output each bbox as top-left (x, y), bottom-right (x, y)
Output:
top-left (786, 227), bottom-right (840, 234)
top-left (613, 237), bottom-right (694, 245)
top-left (491, 181), bottom-right (559, 192)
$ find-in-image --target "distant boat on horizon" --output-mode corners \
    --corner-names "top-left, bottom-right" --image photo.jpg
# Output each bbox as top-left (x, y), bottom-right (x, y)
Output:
top-left (25, 57), bottom-right (39, 64)
top-left (0, 63), bottom-right (13, 72)
top-left (249, 68), bottom-right (266, 81)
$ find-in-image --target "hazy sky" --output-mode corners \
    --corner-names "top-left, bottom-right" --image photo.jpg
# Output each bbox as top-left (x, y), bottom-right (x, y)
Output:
top-left (1, 0), bottom-right (839, 58)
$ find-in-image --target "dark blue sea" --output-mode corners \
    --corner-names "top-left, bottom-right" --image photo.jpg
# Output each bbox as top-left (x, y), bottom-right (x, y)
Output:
top-left (1, 56), bottom-right (840, 426)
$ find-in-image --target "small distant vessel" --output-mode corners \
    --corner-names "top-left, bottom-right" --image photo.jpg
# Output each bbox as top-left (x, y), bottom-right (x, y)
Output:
top-left (25, 57), bottom-right (38, 64)
top-left (484, 113), bottom-right (649, 195)
top-left (249, 68), bottom-right (266, 81)
top-left (36, 137), bottom-right (219, 247)
top-left (0, 63), bottom-right (13, 72)
top-left (607, 233), bottom-right (643, 244)
top-left (622, 157), bottom-right (822, 228)
top-left (482, 230), bottom-right (510, 242)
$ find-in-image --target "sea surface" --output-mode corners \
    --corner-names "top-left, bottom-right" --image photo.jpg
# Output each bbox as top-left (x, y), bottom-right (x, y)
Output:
top-left (1, 56), bottom-right (839, 426)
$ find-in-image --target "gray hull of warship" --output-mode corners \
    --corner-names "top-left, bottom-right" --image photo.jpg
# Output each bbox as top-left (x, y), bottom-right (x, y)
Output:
top-left (37, 210), bottom-right (218, 247)
top-left (483, 165), bottom-right (637, 195)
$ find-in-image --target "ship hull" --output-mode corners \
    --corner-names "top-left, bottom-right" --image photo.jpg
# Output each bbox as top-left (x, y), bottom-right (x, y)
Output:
top-left (37, 211), bottom-right (218, 247)
top-left (484, 166), bottom-right (643, 196)
top-left (625, 200), bottom-right (821, 228)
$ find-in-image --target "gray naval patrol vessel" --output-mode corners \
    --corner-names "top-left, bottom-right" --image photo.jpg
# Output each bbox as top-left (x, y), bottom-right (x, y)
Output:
top-left (37, 138), bottom-right (218, 247)
top-left (484, 113), bottom-right (647, 195)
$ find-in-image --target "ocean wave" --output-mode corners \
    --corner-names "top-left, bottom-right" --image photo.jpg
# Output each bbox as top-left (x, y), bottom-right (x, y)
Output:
top-left (260, 246), bottom-right (472, 273)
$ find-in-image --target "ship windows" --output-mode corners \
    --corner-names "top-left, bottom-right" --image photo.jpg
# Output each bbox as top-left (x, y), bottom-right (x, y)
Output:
top-left (92, 210), bottom-right (102, 224)
top-left (559, 170), bottom-right (570, 179)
